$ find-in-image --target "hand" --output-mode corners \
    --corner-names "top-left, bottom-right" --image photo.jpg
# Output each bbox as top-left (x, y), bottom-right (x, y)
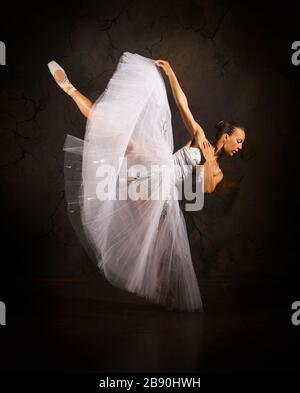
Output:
top-left (201, 140), bottom-right (215, 162)
top-left (155, 59), bottom-right (174, 77)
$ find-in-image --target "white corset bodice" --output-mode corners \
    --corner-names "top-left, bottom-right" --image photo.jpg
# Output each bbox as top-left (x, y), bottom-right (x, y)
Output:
top-left (172, 146), bottom-right (202, 184)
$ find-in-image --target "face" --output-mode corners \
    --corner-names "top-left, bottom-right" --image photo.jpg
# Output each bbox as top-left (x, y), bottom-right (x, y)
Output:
top-left (223, 128), bottom-right (245, 156)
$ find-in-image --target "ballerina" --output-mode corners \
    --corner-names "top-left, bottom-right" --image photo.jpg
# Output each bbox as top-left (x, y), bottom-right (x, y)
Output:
top-left (47, 52), bottom-right (245, 312)
top-left (155, 59), bottom-right (245, 193)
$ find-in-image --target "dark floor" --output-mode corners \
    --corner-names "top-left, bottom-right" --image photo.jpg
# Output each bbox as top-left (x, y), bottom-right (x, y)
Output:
top-left (0, 277), bottom-right (299, 372)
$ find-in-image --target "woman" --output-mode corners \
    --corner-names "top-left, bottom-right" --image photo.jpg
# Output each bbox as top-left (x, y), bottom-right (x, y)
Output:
top-left (47, 51), bottom-right (245, 312)
top-left (155, 60), bottom-right (245, 194)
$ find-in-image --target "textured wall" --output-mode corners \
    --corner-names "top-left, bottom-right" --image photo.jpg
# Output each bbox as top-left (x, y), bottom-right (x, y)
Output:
top-left (0, 0), bottom-right (298, 280)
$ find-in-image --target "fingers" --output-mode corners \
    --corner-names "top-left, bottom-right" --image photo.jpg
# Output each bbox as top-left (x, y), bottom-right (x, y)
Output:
top-left (202, 140), bottom-right (212, 148)
top-left (155, 61), bottom-right (164, 70)
top-left (202, 140), bottom-right (214, 151)
top-left (155, 60), bottom-right (168, 66)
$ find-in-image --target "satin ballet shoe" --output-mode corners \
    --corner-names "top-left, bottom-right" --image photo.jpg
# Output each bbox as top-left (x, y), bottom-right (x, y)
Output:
top-left (47, 60), bottom-right (77, 95)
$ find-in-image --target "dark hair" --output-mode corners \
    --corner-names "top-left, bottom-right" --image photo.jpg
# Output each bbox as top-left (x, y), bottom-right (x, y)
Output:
top-left (215, 120), bottom-right (245, 142)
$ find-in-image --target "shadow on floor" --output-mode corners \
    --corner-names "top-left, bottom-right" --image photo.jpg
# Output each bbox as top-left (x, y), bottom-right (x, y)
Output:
top-left (0, 277), bottom-right (299, 372)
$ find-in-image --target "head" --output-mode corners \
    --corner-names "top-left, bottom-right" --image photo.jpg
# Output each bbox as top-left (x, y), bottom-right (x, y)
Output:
top-left (215, 120), bottom-right (246, 156)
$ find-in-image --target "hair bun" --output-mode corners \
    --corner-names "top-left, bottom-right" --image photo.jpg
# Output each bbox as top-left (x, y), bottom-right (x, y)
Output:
top-left (215, 120), bottom-right (225, 130)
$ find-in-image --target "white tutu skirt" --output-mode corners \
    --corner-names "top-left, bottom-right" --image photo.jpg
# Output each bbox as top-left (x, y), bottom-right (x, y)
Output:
top-left (63, 52), bottom-right (203, 311)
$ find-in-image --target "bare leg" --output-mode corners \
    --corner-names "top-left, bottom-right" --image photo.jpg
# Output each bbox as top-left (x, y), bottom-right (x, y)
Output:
top-left (49, 67), bottom-right (93, 119)
top-left (69, 90), bottom-right (93, 119)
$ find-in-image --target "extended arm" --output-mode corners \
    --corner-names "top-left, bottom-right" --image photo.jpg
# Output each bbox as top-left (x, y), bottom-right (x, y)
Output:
top-left (169, 71), bottom-right (206, 145)
top-left (155, 60), bottom-right (207, 146)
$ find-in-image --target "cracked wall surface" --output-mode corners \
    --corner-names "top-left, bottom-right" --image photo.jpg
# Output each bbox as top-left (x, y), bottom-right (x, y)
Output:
top-left (0, 0), bottom-right (299, 280)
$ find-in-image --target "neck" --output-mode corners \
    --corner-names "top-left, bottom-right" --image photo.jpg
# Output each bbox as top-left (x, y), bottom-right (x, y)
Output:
top-left (213, 140), bottom-right (225, 159)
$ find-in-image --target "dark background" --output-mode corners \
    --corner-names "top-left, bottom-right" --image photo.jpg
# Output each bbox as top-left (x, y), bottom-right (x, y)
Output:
top-left (0, 0), bottom-right (299, 373)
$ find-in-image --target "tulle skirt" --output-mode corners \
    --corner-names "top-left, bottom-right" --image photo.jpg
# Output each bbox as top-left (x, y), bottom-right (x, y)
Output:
top-left (63, 51), bottom-right (203, 311)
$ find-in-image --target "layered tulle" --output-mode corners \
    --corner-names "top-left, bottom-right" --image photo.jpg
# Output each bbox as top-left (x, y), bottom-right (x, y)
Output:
top-left (63, 51), bottom-right (203, 311)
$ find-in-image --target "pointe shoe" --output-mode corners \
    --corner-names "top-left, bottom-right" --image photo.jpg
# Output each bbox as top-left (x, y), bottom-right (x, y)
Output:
top-left (47, 60), bottom-right (77, 96)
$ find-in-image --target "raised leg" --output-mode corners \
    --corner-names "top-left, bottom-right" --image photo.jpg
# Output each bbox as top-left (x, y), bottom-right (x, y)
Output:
top-left (69, 90), bottom-right (93, 119)
top-left (48, 60), bottom-right (93, 119)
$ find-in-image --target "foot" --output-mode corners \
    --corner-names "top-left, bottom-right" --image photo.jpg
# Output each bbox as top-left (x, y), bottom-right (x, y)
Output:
top-left (47, 60), bottom-right (77, 96)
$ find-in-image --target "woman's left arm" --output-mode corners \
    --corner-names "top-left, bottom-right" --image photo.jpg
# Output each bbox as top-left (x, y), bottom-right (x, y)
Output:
top-left (155, 59), bottom-right (208, 146)
top-left (203, 160), bottom-right (223, 193)
top-left (201, 141), bottom-right (224, 193)
top-left (155, 60), bottom-right (187, 107)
